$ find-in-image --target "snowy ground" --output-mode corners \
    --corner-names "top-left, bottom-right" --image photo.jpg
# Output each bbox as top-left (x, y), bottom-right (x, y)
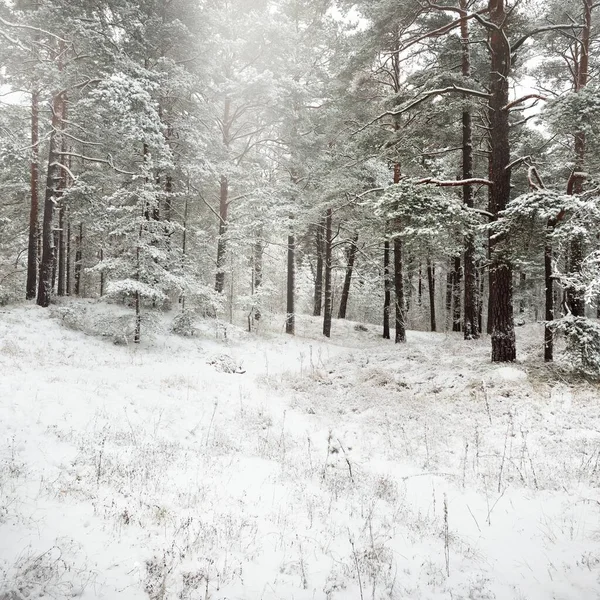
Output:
top-left (1, 303), bottom-right (599, 600)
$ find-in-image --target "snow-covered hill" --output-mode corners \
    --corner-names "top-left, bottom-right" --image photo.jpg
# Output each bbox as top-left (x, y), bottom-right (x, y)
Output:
top-left (1, 304), bottom-right (599, 599)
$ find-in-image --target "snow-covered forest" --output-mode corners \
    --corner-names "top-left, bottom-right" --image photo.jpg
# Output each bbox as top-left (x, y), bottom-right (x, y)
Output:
top-left (1, 0), bottom-right (600, 598)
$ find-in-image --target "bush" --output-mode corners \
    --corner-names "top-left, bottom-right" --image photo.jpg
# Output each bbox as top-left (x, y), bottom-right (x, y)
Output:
top-left (551, 316), bottom-right (600, 379)
top-left (171, 310), bottom-right (196, 337)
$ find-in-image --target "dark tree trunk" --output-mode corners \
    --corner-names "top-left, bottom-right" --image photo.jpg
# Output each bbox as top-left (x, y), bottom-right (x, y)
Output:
top-left (52, 229), bottom-right (59, 292)
top-left (452, 256), bottom-right (462, 332)
top-left (488, 0), bottom-right (516, 362)
top-left (215, 174), bottom-right (228, 294)
top-left (37, 91), bottom-right (65, 307)
top-left (394, 236), bottom-right (406, 343)
top-left (165, 175), bottom-right (173, 222)
top-left (252, 228), bottom-right (263, 323)
top-left (338, 232), bottom-right (358, 319)
top-left (566, 0), bottom-right (592, 317)
top-left (323, 208), bottom-right (333, 337)
top-left (57, 97), bottom-right (69, 297)
top-left (286, 224), bottom-right (295, 335)
top-left (544, 239), bottom-right (554, 361)
top-left (26, 90), bottom-right (39, 300)
top-left (460, 0), bottom-right (479, 340)
top-left (74, 222), bottom-right (83, 296)
top-left (418, 264), bottom-right (422, 306)
top-left (392, 162), bottom-right (406, 343)
top-left (313, 218), bottom-right (324, 316)
top-left (66, 220), bottom-right (71, 295)
top-left (100, 247), bottom-right (106, 297)
top-left (445, 268), bottom-right (453, 324)
top-left (427, 258), bottom-right (436, 332)
top-left (383, 238), bottom-right (391, 339)
top-left (57, 203), bottom-right (66, 296)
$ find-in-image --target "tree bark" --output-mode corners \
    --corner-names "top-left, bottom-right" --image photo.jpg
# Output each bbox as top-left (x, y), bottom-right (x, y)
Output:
top-left (566, 0), bottom-right (592, 317)
top-left (452, 256), bottom-right (461, 331)
top-left (215, 174), bottom-right (228, 294)
top-left (313, 217), bottom-right (324, 316)
top-left (36, 90), bottom-right (65, 307)
top-left (338, 232), bottom-right (358, 319)
top-left (66, 220), bottom-right (71, 295)
top-left (323, 208), bottom-right (333, 337)
top-left (544, 238), bottom-right (554, 361)
top-left (74, 222), bottom-right (83, 296)
top-left (286, 223), bottom-right (295, 335)
top-left (488, 0), bottom-right (516, 362)
top-left (392, 161), bottom-right (406, 343)
top-left (26, 90), bottom-right (39, 300)
top-left (383, 238), bottom-right (391, 339)
top-left (252, 228), bottom-right (263, 323)
top-left (427, 258), bottom-right (436, 332)
top-left (459, 0), bottom-right (479, 340)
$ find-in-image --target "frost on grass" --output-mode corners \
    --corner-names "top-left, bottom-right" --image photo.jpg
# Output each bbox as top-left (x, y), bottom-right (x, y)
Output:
top-left (1, 308), bottom-right (600, 600)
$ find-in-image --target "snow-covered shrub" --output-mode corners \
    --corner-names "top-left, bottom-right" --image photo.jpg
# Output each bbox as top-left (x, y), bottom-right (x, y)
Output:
top-left (171, 310), bottom-right (196, 337)
top-left (207, 353), bottom-right (244, 374)
top-left (551, 316), bottom-right (600, 379)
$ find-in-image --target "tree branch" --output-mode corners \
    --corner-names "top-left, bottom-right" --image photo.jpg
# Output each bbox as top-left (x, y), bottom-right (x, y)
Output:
top-left (503, 94), bottom-right (547, 111)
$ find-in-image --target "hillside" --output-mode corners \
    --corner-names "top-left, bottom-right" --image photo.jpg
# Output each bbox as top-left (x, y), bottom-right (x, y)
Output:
top-left (1, 304), bottom-right (599, 600)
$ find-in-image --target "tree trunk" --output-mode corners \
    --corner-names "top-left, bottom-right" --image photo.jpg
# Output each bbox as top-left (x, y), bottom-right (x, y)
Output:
top-left (566, 0), bottom-right (592, 317)
top-left (57, 203), bottom-right (66, 295)
top-left (66, 220), bottom-right (71, 295)
top-left (452, 256), bottom-right (462, 332)
top-left (286, 224), bottom-right (295, 335)
top-left (488, 0), bottom-right (516, 362)
top-left (215, 174), bottom-right (228, 294)
top-left (394, 235), bottom-right (406, 343)
top-left (445, 268), bottom-right (453, 326)
top-left (383, 238), bottom-right (391, 339)
top-left (313, 218), bottom-right (324, 316)
top-left (253, 229), bottom-right (263, 323)
top-left (338, 232), bottom-right (358, 319)
top-left (459, 0), bottom-right (479, 340)
top-left (37, 91), bottom-right (65, 307)
top-left (74, 222), bottom-right (83, 296)
top-left (544, 238), bottom-right (554, 361)
top-left (427, 258), bottom-right (436, 332)
top-left (100, 247), bottom-right (106, 297)
top-left (26, 90), bottom-right (39, 300)
top-left (323, 208), bottom-right (333, 337)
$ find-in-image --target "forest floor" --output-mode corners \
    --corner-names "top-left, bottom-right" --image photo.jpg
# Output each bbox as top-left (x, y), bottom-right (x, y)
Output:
top-left (1, 302), bottom-right (599, 600)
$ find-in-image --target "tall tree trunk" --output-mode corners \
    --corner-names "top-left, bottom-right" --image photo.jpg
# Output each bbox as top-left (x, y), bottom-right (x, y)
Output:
top-left (99, 247), bottom-right (106, 297)
top-left (313, 218), bottom-right (324, 316)
top-left (323, 208), bottom-right (333, 337)
top-left (74, 223), bottom-right (83, 296)
top-left (445, 268), bottom-right (453, 326)
top-left (460, 0), bottom-right (479, 340)
top-left (393, 163), bottom-right (406, 343)
top-left (26, 90), bottom-right (39, 300)
top-left (66, 220), bottom-right (71, 295)
top-left (488, 0), bottom-right (516, 362)
top-left (427, 258), bottom-right (436, 332)
top-left (566, 0), bottom-right (592, 317)
top-left (338, 233), bottom-right (358, 319)
top-left (253, 228), bottom-right (263, 323)
top-left (36, 90), bottom-right (65, 307)
top-left (56, 96), bottom-right (69, 297)
top-left (383, 237), bottom-right (391, 339)
top-left (452, 256), bottom-right (462, 332)
top-left (544, 238), bottom-right (554, 361)
top-left (286, 221), bottom-right (295, 335)
top-left (57, 203), bottom-right (66, 295)
top-left (215, 174), bottom-right (228, 294)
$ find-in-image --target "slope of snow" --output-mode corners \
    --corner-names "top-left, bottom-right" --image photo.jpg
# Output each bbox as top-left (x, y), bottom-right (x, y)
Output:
top-left (0, 303), bottom-right (599, 600)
